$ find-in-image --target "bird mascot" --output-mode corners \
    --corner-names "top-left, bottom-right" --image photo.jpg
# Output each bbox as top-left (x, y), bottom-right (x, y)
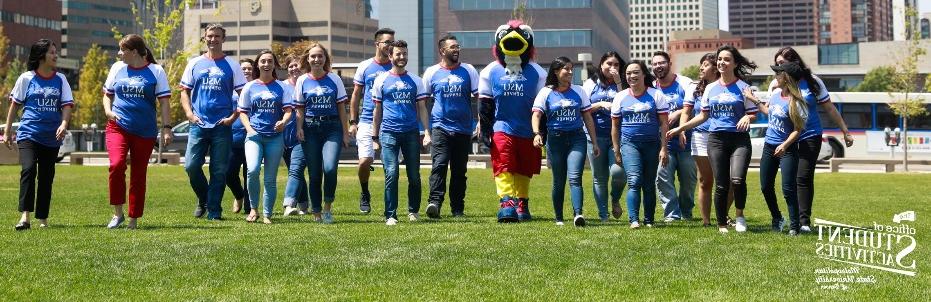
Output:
top-left (477, 20), bottom-right (546, 223)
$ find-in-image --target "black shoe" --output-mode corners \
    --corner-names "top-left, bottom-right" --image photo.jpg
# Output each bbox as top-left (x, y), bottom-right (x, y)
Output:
top-left (451, 212), bottom-right (465, 218)
top-left (425, 203), bottom-right (440, 219)
top-left (207, 216), bottom-right (224, 221)
top-left (14, 222), bottom-right (30, 231)
top-left (359, 193), bottom-right (371, 214)
top-left (193, 206), bottom-right (207, 218)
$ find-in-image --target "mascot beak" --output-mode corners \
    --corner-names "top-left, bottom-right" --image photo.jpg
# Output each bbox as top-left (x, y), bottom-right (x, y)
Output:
top-left (498, 30), bottom-right (529, 57)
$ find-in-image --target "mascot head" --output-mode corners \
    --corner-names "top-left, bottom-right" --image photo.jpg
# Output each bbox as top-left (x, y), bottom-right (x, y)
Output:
top-left (493, 20), bottom-right (535, 75)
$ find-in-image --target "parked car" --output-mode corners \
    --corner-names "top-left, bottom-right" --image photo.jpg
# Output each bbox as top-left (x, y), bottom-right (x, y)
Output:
top-left (749, 123), bottom-right (836, 162)
top-left (0, 122), bottom-right (75, 162)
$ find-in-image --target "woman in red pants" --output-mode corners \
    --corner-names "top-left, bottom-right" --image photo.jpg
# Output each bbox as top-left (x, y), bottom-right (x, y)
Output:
top-left (102, 34), bottom-right (173, 229)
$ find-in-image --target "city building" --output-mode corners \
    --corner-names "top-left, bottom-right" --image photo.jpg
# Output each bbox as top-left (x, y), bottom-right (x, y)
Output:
top-left (892, 0), bottom-right (917, 40)
top-left (0, 0), bottom-right (61, 60)
top-left (60, 0), bottom-right (135, 71)
top-left (816, 0), bottom-right (893, 44)
top-left (629, 0), bottom-right (717, 62)
top-left (922, 13), bottom-right (931, 39)
top-left (434, 0), bottom-right (630, 76)
top-left (667, 29), bottom-right (753, 60)
top-left (378, 0), bottom-right (423, 73)
top-left (183, 0), bottom-right (378, 64)
top-left (728, 0), bottom-right (818, 48)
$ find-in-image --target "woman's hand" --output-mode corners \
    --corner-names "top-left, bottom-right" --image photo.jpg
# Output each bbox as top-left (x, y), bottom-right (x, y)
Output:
top-left (532, 133), bottom-right (544, 148)
top-left (342, 132), bottom-right (351, 148)
top-left (105, 110), bottom-right (120, 121)
top-left (774, 144), bottom-right (787, 157)
top-left (737, 115), bottom-right (753, 132)
top-left (659, 148), bottom-right (669, 167)
top-left (273, 120), bottom-right (286, 133)
top-left (592, 145), bottom-right (600, 158)
top-left (665, 127), bottom-right (681, 140)
top-left (296, 127), bottom-right (305, 142)
top-left (614, 150), bottom-right (622, 166)
top-left (843, 132), bottom-right (854, 147)
top-left (161, 128), bottom-right (173, 146)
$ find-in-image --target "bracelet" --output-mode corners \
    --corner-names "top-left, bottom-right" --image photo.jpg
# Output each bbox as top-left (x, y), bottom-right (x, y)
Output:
top-left (533, 131), bottom-right (542, 136)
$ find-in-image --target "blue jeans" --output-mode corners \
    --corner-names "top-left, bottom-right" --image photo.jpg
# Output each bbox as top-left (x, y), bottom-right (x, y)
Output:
top-left (588, 135), bottom-right (625, 220)
top-left (547, 130), bottom-right (587, 222)
top-left (185, 124), bottom-right (232, 218)
top-left (760, 142), bottom-right (799, 230)
top-left (381, 130), bottom-right (422, 220)
top-left (301, 121), bottom-right (343, 213)
top-left (656, 150), bottom-right (697, 220)
top-left (621, 139), bottom-right (660, 224)
top-left (283, 144), bottom-right (309, 210)
top-left (244, 133), bottom-right (285, 217)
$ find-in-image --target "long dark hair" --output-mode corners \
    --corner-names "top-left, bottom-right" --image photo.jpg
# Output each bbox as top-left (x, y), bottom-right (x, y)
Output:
top-left (694, 53), bottom-right (719, 99)
top-left (545, 56), bottom-right (572, 88)
top-left (774, 46), bottom-right (821, 96)
top-left (716, 45), bottom-right (757, 82)
top-left (119, 34), bottom-right (157, 64)
top-left (27, 39), bottom-right (56, 71)
top-left (253, 50), bottom-right (280, 79)
top-left (591, 51), bottom-right (626, 86)
top-left (624, 60), bottom-right (655, 90)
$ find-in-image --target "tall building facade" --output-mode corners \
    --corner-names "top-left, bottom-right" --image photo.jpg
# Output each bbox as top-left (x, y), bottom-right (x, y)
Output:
top-left (667, 29), bottom-right (753, 60)
top-left (183, 0), bottom-right (377, 63)
top-left (378, 0), bottom-right (423, 72)
top-left (60, 0), bottom-right (135, 70)
top-left (629, 0), bottom-right (717, 62)
top-left (921, 13), bottom-right (931, 39)
top-left (816, 0), bottom-right (893, 44)
top-left (0, 0), bottom-right (61, 60)
top-left (728, 0), bottom-right (818, 48)
top-left (434, 0), bottom-right (630, 74)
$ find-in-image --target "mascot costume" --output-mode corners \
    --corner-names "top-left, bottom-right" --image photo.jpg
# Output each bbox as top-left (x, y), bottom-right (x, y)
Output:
top-left (478, 20), bottom-right (546, 223)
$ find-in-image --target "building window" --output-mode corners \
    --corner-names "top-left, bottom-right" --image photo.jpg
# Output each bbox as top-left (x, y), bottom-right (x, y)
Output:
top-left (451, 30), bottom-right (591, 48)
top-left (449, 0), bottom-right (591, 10)
top-left (818, 43), bottom-right (859, 65)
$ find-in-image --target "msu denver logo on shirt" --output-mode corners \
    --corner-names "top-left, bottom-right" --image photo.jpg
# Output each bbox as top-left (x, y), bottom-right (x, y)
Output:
top-left (198, 67), bottom-right (226, 91)
top-left (438, 74), bottom-right (466, 98)
top-left (304, 86), bottom-right (335, 109)
top-left (498, 73), bottom-right (528, 97)
top-left (625, 102), bottom-right (653, 123)
top-left (253, 90), bottom-right (279, 113)
top-left (552, 99), bottom-right (579, 122)
top-left (388, 80), bottom-right (414, 104)
top-left (665, 92), bottom-right (681, 110)
top-left (27, 82), bottom-right (61, 112)
top-left (711, 92), bottom-right (739, 118)
top-left (119, 76), bottom-right (147, 98)
top-left (769, 103), bottom-right (787, 134)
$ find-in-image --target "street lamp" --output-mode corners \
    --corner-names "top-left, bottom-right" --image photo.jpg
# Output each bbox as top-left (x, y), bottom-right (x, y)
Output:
top-left (577, 53), bottom-right (591, 84)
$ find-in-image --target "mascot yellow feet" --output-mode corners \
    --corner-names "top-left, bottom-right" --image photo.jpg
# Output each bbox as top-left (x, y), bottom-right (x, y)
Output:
top-left (495, 173), bottom-right (532, 222)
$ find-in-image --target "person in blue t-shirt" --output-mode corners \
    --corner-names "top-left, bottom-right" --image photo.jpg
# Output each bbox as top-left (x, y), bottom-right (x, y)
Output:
top-left (227, 58), bottom-right (255, 215)
top-left (3, 39), bottom-right (74, 230)
top-left (650, 51), bottom-right (697, 223)
top-left (768, 47), bottom-right (853, 233)
top-left (292, 43), bottom-right (350, 224)
top-left (349, 28), bottom-right (395, 214)
top-left (668, 45), bottom-right (758, 233)
top-left (744, 62), bottom-right (808, 236)
top-left (531, 57), bottom-right (599, 227)
top-left (238, 50), bottom-right (293, 224)
top-left (282, 54), bottom-right (311, 218)
top-left (611, 61), bottom-right (671, 229)
top-left (370, 40), bottom-right (431, 226)
top-left (101, 34), bottom-right (173, 229)
top-left (179, 24), bottom-right (247, 220)
top-left (582, 51), bottom-right (627, 223)
top-left (421, 34), bottom-right (480, 219)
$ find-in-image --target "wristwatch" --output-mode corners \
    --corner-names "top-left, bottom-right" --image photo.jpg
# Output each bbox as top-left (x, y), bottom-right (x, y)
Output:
top-left (533, 131), bottom-right (542, 136)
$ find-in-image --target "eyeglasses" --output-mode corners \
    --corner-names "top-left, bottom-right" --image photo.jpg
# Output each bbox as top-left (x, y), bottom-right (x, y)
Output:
top-left (378, 40), bottom-right (395, 46)
top-left (443, 45), bottom-right (461, 50)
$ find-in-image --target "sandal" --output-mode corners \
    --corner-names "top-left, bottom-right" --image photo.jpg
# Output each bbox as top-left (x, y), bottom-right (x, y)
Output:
top-left (246, 212), bottom-right (258, 223)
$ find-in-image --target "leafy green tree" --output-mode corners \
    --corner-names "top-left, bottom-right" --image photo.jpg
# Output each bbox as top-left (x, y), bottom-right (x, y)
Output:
top-left (887, 7), bottom-right (929, 171)
top-left (680, 64), bottom-right (699, 80)
top-left (851, 66), bottom-right (896, 92)
top-left (73, 44), bottom-right (109, 127)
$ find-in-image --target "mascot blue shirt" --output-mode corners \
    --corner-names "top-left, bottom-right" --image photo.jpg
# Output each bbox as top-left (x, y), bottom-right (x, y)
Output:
top-left (478, 61), bottom-right (545, 138)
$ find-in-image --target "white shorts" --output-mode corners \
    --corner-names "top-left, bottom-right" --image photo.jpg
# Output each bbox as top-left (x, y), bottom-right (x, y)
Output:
top-left (691, 131), bottom-right (709, 157)
top-left (356, 122), bottom-right (375, 159)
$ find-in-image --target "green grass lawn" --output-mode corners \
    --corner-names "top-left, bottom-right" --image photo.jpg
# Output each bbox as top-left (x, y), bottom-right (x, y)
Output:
top-left (0, 165), bottom-right (927, 301)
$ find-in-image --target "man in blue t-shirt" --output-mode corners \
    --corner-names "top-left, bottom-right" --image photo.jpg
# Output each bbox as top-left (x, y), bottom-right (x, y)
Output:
top-left (348, 28), bottom-right (395, 214)
top-left (650, 51), bottom-right (697, 222)
top-left (421, 34), bottom-right (480, 219)
top-left (370, 40), bottom-right (431, 226)
top-left (179, 24), bottom-right (247, 220)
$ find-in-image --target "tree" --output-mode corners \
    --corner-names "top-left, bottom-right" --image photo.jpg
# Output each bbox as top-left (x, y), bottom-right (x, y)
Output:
top-left (757, 75), bottom-right (775, 92)
top-left (680, 64), bottom-right (699, 80)
top-left (0, 25), bottom-right (11, 123)
top-left (886, 7), bottom-right (928, 172)
top-left (73, 44), bottom-right (110, 127)
top-left (851, 65), bottom-right (896, 92)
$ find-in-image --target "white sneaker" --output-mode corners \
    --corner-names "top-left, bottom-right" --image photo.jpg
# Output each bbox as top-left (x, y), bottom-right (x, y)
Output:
top-left (386, 218), bottom-right (398, 226)
top-left (735, 216), bottom-right (748, 233)
top-left (408, 213), bottom-right (419, 222)
top-left (719, 227), bottom-right (729, 233)
top-left (664, 217), bottom-right (676, 223)
top-left (555, 221), bottom-right (565, 226)
top-left (298, 210), bottom-right (308, 216)
top-left (283, 206), bottom-right (299, 217)
top-left (800, 225), bottom-right (812, 233)
top-left (630, 221), bottom-right (641, 229)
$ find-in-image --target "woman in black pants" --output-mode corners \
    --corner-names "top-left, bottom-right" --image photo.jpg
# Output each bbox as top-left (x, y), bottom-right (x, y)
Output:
top-left (228, 58), bottom-right (256, 214)
top-left (667, 45), bottom-right (757, 233)
top-left (767, 47), bottom-right (853, 233)
top-left (3, 39), bottom-right (74, 230)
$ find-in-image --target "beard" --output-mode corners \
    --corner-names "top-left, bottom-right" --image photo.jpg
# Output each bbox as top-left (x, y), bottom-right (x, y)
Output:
top-left (654, 68), bottom-right (668, 79)
top-left (393, 60), bottom-right (407, 68)
top-left (445, 52), bottom-right (459, 64)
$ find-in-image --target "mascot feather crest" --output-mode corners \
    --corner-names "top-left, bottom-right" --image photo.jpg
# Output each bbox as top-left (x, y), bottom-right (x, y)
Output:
top-left (492, 20), bottom-right (535, 76)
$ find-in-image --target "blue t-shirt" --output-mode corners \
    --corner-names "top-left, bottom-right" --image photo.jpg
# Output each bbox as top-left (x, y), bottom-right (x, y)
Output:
top-left (372, 71), bottom-right (429, 133)
top-left (295, 72), bottom-right (348, 118)
top-left (103, 62), bottom-right (171, 138)
top-left (611, 87), bottom-right (671, 143)
top-left (231, 92), bottom-right (246, 146)
top-left (768, 76), bottom-right (830, 140)
top-left (656, 75), bottom-right (693, 152)
top-left (699, 79), bottom-right (758, 133)
top-left (581, 78), bottom-right (618, 138)
top-left (422, 63), bottom-right (480, 135)
top-left (764, 88), bottom-right (808, 145)
top-left (10, 71), bottom-right (75, 147)
top-left (352, 58), bottom-right (392, 124)
top-left (179, 55), bottom-right (247, 128)
top-left (477, 61), bottom-right (546, 138)
top-left (237, 79), bottom-right (294, 137)
top-left (532, 85), bottom-right (592, 132)
top-left (10, 71), bottom-right (74, 147)
top-left (683, 83), bottom-right (711, 133)
top-left (283, 80), bottom-right (301, 148)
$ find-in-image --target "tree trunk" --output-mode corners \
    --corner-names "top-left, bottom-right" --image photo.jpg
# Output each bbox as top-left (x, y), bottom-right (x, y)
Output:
top-left (903, 115), bottom-right (909, 172)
